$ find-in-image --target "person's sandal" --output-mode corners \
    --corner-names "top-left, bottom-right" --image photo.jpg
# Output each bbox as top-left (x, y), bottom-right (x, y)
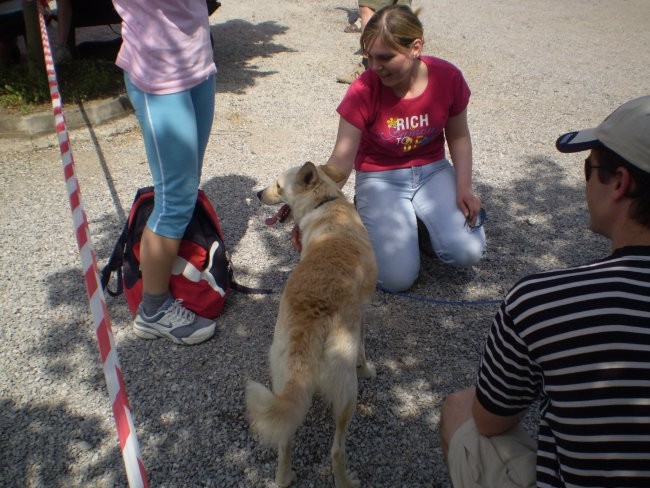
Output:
top-left (344, 21), bottom-right (361, 33)
top-left (336, 61), bottom-right (366, 84)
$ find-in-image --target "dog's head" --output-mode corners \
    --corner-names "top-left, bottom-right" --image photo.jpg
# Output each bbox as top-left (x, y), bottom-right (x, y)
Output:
top-left (257, 162), bottom-right (346, 226)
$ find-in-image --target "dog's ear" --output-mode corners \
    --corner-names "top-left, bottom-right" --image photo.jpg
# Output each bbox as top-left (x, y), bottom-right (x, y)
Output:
top-left (296, 161), bottom-right (319, 189)
top-left (318, 164), bottom-right (346, 184)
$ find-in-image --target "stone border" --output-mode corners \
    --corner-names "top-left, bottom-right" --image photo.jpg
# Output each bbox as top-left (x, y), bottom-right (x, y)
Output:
top-left (0, 94), bottom-right (133, 138)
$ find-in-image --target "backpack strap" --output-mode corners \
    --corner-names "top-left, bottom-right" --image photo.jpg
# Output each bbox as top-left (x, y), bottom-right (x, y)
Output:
top-left (100, 221), bottom-right (128, 297)
top-left (101, 187), bottom-right (153, 297)
top-left (226, 263), bottom-right (274, 295)
top-left (230, 280), bottom-right (274, 295)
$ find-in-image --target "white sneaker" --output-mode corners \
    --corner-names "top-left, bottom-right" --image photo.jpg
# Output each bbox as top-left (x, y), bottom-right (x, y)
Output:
top-left (133, 298), bottom-right (216, 345)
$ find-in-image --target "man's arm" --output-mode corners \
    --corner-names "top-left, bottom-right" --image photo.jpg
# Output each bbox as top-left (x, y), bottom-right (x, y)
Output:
top-left (472, 394), bottom-right (527, 436)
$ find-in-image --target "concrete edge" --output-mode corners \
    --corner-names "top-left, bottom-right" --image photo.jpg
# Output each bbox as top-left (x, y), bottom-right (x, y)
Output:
top-left (0, 94), bottom-right (133, 139)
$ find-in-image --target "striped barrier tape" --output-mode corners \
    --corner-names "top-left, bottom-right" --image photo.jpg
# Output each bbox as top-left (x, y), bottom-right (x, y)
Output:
top-left (36, 8), bottom-right (149, 488)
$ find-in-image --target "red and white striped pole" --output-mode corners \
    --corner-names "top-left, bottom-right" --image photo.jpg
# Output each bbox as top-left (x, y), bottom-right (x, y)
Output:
top-left (36, 8), bottom-right (149, 487)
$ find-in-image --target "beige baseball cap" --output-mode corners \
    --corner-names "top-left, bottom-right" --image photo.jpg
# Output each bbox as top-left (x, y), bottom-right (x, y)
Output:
top-left (556, 95), bottom-right (650, 174)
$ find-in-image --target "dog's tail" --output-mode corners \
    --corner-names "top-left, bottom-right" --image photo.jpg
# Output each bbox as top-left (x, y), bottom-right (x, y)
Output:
top-left (246, 375), bottom-right (313, 446)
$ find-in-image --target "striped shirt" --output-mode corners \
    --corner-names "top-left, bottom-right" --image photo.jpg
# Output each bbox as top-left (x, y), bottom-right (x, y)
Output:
top-left (476, 246), bottom-right (650, 488)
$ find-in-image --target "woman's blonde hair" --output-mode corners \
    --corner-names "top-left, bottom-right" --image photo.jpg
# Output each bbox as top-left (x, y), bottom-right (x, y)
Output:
top-left (360, 5), bottom-right (424, 55)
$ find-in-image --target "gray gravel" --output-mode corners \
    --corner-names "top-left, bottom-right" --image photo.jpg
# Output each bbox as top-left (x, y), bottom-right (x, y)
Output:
top-left (1, 0), bottom-right (649, 486)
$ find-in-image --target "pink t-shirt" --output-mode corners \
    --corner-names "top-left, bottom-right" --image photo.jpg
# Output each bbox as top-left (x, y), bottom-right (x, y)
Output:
top-left (337, 56), bottom-right (470, 172)
top-left (113, 0), bottom-right (217, 94)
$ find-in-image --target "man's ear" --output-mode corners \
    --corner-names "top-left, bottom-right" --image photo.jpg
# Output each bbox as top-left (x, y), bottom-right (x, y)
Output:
top-left (318, 164), bottom-right (346, 184)
top-left (612, 166), bottom-right (633, 202)
top-left (296, 161), bottom-right (318, 188)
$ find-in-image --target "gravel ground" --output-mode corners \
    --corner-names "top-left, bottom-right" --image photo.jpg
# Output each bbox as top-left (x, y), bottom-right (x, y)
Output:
top-left (1, 1), bottom-right (649, 487)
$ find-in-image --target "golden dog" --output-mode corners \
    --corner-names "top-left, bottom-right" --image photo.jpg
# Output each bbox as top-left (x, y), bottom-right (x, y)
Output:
top-left (246, 162), bottom-right (377, 488)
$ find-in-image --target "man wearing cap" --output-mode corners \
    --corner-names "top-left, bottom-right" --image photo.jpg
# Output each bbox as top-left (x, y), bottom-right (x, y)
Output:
top-left (439, 95), bottom-right (650, 488)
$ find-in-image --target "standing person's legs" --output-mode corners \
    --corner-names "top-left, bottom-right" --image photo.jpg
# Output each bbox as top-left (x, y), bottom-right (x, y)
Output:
top-left (190, 74), bottom-right (216, 178)
top-left (354, 0), bottom-right (384, 43)
top-left (412, 160), bottom-right (486, 267)
top-left (139, 74), bottom-right (214, 297)
top-left (440, 387), bottom-right (537, 488)
top-left (336, 0), bottom-right (412, 84)
top-left (124, 73), bottom-right (216, 344)
top-left (337, 0), bottom-right (394, 83)
top-left (358, 4), bottom-right (375, 31)
top-left (126, 75), bottom-right (200, 294)
top-left (54, 0), bottom-right (72, 62)
top-left (359, 0), bottom-right (412, 28)
top-left (355, 168), bottom-right (420, 291)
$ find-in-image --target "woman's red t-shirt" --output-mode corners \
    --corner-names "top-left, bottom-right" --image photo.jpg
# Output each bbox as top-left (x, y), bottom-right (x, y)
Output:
top-left (337, 55), bottom-right (470, 172)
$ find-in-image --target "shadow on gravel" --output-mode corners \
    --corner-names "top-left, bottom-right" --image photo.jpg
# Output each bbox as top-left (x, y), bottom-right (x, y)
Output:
top-left (28, 152), bottom-right (611, 487)
top-left (478, 154), bottom-right (609, 280)
top-left (0, 397), bottom-right (122, 487)
top-left (211, 19), bottom-right (295, 95)
top-left (203, 173), bottom-right (291, 292)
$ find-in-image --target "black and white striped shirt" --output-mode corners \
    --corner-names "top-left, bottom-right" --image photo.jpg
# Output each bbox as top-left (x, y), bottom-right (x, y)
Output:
top-left (476, 246), bottom-right (650, 488)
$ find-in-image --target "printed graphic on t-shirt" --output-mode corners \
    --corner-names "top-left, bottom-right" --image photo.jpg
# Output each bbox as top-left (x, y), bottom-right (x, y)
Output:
top-left (382, 114), bottom-right (437, 152)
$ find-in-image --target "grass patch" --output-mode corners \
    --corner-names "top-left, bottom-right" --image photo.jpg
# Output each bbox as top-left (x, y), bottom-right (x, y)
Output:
top-left (0, 58), bottom-right (125, 115)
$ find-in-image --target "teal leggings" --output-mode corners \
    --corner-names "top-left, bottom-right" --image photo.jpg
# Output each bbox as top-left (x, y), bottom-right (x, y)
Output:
top-left (124, 73), bottom-right (216, 239)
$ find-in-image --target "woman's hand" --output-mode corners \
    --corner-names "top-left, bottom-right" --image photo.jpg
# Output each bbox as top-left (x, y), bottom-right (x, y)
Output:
top-left (445, 109), bottom-right (482, 225)
top-left (289, 118), bottom-right (359, 255)
top-left (456, 188), bottom-right (482, 226)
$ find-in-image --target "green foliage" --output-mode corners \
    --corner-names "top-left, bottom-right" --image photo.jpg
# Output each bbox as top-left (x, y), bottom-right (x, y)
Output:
top-left (0, 59), bottom-right (124, 114)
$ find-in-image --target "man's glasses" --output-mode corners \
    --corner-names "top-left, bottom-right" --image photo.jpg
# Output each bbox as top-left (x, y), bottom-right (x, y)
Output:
top-left (584, 157), bottom-right (605, 181)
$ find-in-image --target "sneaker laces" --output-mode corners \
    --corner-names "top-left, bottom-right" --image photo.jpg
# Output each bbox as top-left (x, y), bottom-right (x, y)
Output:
top-left (165, 299), bottom-right (196, 325)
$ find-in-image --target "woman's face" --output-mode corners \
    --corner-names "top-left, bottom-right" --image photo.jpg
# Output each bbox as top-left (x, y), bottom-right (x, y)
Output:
top-left (365, 37), bottom-right (420, 89)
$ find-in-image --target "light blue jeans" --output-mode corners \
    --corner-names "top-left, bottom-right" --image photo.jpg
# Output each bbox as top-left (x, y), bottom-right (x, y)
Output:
top-left (124, 72), bottom-right (216, 239)
top-left (355, 160), bottom-right (487, 291)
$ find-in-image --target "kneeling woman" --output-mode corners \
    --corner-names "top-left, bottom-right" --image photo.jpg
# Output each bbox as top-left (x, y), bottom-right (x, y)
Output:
top-left (325, 4), bottom-right (486, 292)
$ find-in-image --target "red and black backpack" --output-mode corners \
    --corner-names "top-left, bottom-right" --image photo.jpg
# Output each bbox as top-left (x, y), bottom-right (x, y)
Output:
top-left (101, 186), bottom-right (271, 319)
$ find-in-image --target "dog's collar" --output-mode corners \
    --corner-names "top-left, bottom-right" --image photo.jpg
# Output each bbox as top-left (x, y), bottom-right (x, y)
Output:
top-left (314, 196), bottom-right (339, 210)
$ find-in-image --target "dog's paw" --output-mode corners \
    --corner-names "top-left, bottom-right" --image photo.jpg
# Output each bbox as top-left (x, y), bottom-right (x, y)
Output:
top-left (275, 469), bottom-right (297, 487)
top-left (357, 361), bottom-right (376, 379)
top-left (335, 471), bottom-right (360, 488)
